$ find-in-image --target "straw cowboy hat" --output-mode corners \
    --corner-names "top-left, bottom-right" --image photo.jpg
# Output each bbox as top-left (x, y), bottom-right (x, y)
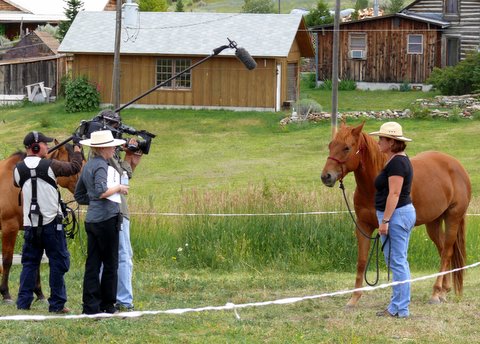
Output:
top-left (79, 130), bottom-right (125, 147)
top-left (369, 122), bottom-right (412, 142)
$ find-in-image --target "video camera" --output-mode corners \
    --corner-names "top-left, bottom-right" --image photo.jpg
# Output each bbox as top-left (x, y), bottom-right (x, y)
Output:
top-left (75, 111), bottom-right (156, 155)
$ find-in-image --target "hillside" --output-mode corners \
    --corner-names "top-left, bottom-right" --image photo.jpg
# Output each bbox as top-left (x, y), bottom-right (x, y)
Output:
top-left (180, 0), bottom-right (358, 13)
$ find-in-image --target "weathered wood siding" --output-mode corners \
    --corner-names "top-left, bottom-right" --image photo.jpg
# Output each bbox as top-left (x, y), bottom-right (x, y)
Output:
top-left (407, 0), bottom-right (480, 60)
top-left (72, 54), bottom-right (278, 109)
top-left (316, 17), bottom-right (442, 83)
top-left (0, 0), bottom-right (20, 11)
top-left (104, 0), bottom-right (118, 11)
top-left (0, 57), bottom-right (64, 95)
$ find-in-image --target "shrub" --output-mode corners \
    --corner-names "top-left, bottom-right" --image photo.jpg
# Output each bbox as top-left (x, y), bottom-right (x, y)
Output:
top-left (64, 76), bottom-right (100, 113)
top-left (338, 79), bottom-right (357, 91)
top-left (318, 79), bottom-right (333, 90)
top-left (302, 73), bottom-right (317, 89)
top-left (411, 105), bottom-right (431, 119)
top-left (427, 52), bottom-right (480, 95)
top-left (319, 79), bottom-right (356, 91)
top-left (399, 81), bottom-right (411, 92)
top-left (295, 99), bottom-right (322, 117)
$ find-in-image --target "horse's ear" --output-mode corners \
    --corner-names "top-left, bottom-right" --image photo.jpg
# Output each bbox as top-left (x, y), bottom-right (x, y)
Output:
top-left (351, 122), bottom-right (365, 137)
top-left (54, 139), bottom-right (59, 145)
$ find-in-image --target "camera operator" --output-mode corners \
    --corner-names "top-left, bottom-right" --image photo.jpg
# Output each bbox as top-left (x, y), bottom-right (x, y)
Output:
top-left (99, 110), bottom-right (142, 312)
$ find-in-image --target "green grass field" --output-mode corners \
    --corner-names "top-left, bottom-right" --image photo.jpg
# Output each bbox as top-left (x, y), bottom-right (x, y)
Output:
top-left (0, 90), bottom-right (479, 342)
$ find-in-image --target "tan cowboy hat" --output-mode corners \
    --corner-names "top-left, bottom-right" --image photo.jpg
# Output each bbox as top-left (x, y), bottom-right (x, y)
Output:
top-left (79, 130), bottom-right (125, 147)
top-left (369, 122), bottom-right (412, 142)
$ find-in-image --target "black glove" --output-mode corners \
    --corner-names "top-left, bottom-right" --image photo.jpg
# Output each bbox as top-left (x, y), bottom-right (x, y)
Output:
top-left (72, 134), bottom-right (82, 147)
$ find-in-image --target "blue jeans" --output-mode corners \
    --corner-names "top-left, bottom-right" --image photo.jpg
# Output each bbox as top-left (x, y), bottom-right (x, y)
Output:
top-left (377, 203), bottom-right (416, 318)
top-left (17, 221), bottom-right (70, 312)
top-left (116, 217), bottom-right (133, 307)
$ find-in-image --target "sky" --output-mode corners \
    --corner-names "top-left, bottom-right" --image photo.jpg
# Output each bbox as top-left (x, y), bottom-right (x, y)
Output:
top-left (9, 0), bottom-right (110, 15)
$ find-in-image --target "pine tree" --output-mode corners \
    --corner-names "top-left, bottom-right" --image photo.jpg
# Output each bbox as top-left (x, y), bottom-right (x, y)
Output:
top-left (176, 0), bottom-right (184, 12)
top-left (305, 0), bottom-right (333, 27)
top-left (138, 0), bottom-right (168, 11)
top-left (386, 0), bottom-right (405, 14)
top-left (57, 0), bottom-right (84, 41)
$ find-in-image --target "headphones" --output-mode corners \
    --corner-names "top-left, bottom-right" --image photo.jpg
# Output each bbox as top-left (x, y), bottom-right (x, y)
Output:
top-left (31, 131), bottom-right (40, 153)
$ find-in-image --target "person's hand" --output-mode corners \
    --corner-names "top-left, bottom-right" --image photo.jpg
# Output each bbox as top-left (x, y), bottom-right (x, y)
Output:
top-left (119, 184), bottom-right (129, 195)
top-left (379, 223), bottom-right (389, 236)
top-left (72, 134), bottom-right (82, 147)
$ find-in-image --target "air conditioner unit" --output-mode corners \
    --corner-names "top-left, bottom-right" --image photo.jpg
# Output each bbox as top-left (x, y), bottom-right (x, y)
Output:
top-left (350, 50), bottom-right (365, 59)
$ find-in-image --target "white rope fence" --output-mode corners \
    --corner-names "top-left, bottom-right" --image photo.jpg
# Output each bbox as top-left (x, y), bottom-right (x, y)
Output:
top-left (76, 210), bottom-right (480, 217)
top-left (1, 261), bottom-right (479, 321)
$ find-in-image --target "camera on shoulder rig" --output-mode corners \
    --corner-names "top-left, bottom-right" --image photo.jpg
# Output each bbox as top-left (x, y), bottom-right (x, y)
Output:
top-left (74, 110), bottom-right (156, 155)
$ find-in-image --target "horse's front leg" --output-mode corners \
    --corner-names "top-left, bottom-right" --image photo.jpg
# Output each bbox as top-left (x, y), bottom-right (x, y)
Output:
top-left (0, 226), bottom-right (17, 303)
top-left (347, 230), bottom-right (372, 308)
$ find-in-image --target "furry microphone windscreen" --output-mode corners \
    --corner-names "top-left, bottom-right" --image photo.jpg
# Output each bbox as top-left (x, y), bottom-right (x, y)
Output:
top-left (235, 47), bottom-right (257, 70)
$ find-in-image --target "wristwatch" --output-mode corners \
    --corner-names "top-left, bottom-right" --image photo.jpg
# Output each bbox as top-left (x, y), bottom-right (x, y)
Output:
top-left (382, 219), bottom-right (390, 224)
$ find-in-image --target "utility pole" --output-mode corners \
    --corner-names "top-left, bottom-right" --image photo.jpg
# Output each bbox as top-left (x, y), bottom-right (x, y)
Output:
top-left (331, 0), bottom-right (340, 138)
top-left (278, 0), bottom-right (280, 14)
top-left (113, 0), bottom-right (122, 109)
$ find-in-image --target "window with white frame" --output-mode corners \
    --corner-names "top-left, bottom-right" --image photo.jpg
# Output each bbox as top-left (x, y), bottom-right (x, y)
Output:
top-left (156, 58), bottom-right (192, 89)
top-left (407, 34), bottom-right (423, 54)
top-left (349, 33), bottom-right (367, 59)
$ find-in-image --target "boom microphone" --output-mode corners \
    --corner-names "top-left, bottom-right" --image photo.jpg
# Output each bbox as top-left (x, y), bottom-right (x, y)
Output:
top-left (235, 47), bottom-right (257, 70)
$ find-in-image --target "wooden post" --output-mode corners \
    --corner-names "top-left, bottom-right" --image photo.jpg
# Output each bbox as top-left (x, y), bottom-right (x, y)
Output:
top-left (113, 0), bottom-right (122, 109)
top-left (331, 0), bottom-right (341, 139)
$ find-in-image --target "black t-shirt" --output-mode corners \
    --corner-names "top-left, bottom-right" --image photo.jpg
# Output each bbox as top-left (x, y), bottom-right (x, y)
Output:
top-left (374, 155), bottom-right (413, 211)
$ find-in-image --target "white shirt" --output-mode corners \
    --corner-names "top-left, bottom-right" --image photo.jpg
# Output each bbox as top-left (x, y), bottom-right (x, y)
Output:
top-left (14, 156), bottom-right (60, 227)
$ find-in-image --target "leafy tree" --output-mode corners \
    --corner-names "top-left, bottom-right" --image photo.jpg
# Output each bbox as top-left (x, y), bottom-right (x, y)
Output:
top-left (386, 0), bottom-right (404, 14)
top-left (242, 0), bottom-right (276, 14)
top-left (57, 0), bottom-right (84, 41)
top-left (427, 52), bottom-right (480, 95)
top-left (305, 0), bottom-right (333, 27)
top-left (176, 0), bottom-right (185, 12)
top-left (139, 0), bottom-right (168, 11)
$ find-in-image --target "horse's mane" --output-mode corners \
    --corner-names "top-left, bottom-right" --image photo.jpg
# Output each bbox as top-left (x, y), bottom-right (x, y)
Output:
top-left (9, 151), bottom-right (26, 159)
top-left (359, 131), bottom-right (386, 174)
top-left (1, 151), bottom-right (26, 169)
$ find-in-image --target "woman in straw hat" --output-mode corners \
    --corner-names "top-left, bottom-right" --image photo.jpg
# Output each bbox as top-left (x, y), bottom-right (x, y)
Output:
top-left (74, 130), bottom-right (128, 314)
top-left (369, 122), bottom-right (416, 318)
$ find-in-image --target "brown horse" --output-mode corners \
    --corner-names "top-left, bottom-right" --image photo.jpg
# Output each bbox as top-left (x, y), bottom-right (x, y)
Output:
top-left (321, 123), bottom-right (471, 307)
top-left (0, 141), bottom-right (82, 302)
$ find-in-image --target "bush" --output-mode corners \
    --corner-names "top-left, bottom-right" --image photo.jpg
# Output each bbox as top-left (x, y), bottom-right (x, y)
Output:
top-left (338, 79), bottom-right (357, 91)
top-left (411, 105), bottom-right (431, 119)
top-left (427, 52), bottom-right (480, 95)
top-left (64, 76), bottom-right (100, 113)
top-left (318, 79), bottom-right (356, 91)
top-left (294, 98), bottom-right (322, 117)
top-left (399, 81), bottom-right (411, 92)
top-left (302, 73), bottom-right (317, 89)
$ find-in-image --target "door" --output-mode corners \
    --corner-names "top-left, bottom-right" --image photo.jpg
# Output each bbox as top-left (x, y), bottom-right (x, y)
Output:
top-left (287, 63), bottom-right (298, 101)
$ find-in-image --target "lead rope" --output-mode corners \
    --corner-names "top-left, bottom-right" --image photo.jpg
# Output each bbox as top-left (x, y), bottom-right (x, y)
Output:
top-left (338, 180), bottom-right (390, 286)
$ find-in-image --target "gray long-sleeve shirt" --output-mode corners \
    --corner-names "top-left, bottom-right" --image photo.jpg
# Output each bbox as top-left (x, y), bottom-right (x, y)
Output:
top-left (74, 156), bottom-right (120, 223)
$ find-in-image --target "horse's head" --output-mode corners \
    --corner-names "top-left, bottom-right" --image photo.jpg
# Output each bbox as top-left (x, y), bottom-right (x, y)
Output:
top-left (47, 140), bottom-right (85, 194)
top-left (321, 122), bottom-right (366, 187)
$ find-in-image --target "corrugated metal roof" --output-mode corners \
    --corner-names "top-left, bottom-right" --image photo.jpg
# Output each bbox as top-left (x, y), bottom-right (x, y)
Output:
top-left (59, 11), bottom-right (306, 58)
top-left (310, 12), bottom-right (450, 30)
top-left (0, 13), bottom-right (66, 22)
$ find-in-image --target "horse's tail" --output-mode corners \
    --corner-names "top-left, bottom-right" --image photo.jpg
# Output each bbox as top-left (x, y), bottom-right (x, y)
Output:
top-left (452, 216), bottom-right (466, 295)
